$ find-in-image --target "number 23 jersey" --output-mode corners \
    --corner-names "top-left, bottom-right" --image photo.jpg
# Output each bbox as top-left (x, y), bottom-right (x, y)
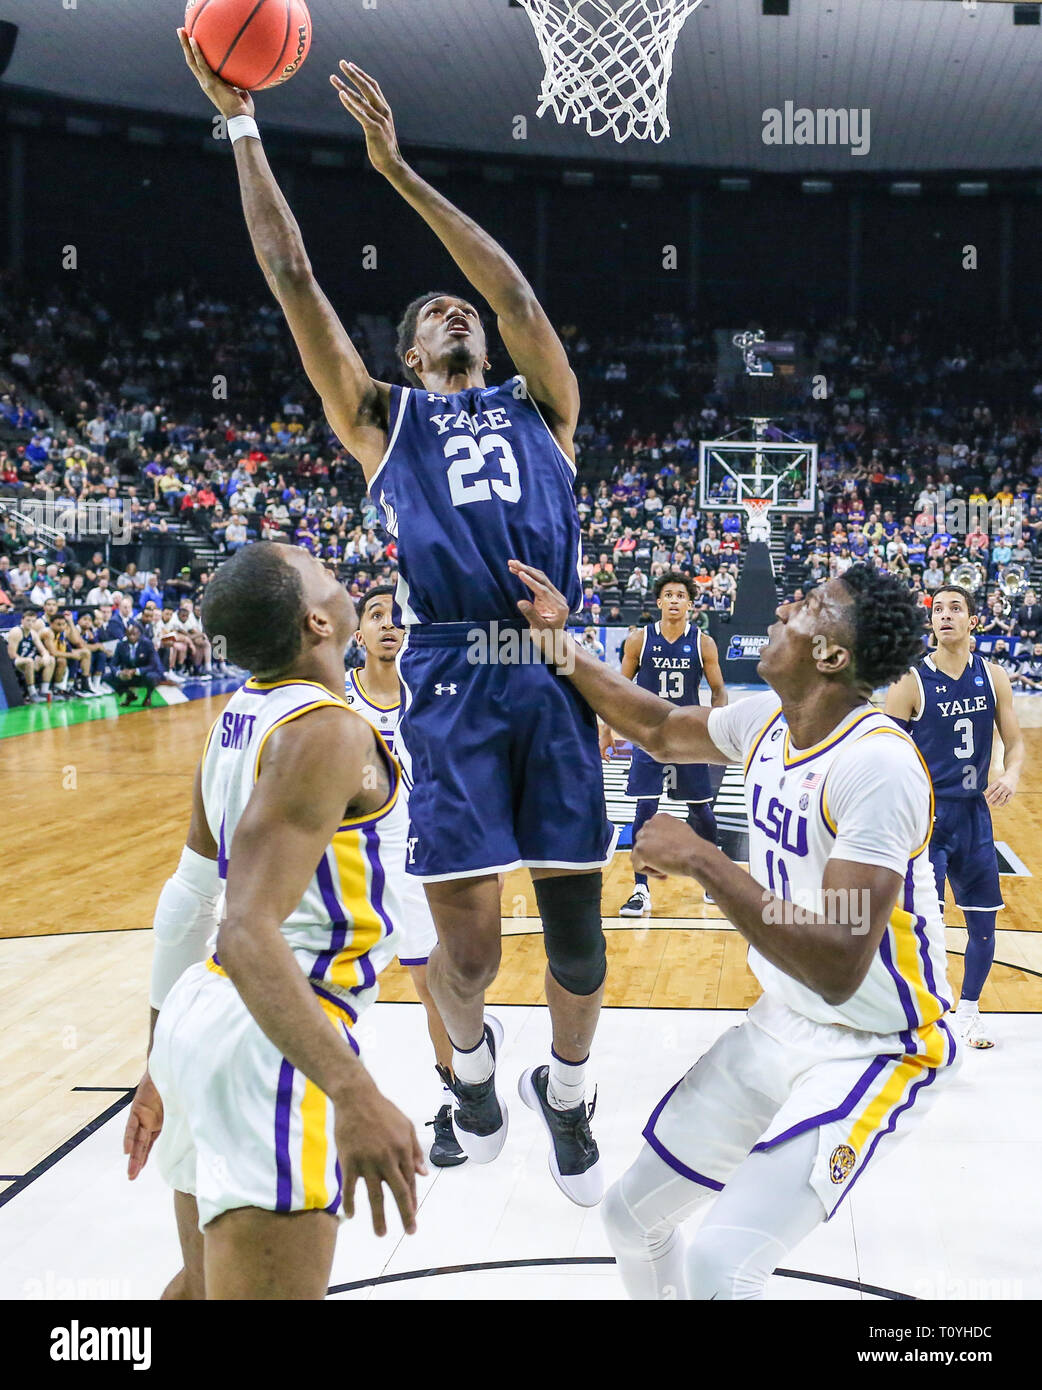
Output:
top-left (368, 378), bottom-right (583, 625)
top-left (707, 693), bottom-right (952, 1043)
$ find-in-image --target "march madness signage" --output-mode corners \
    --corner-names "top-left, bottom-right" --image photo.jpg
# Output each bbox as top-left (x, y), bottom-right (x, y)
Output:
top-left (726, 634), bottom-right (770, 661)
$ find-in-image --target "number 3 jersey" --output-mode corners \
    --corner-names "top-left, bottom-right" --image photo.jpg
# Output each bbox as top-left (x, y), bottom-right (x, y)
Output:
top-left (707, 693), bottom-right (952, 1043)
top-left (369, 378), bottom-right (583, 625)
top-left (908, 652), bottom-right (996, 799)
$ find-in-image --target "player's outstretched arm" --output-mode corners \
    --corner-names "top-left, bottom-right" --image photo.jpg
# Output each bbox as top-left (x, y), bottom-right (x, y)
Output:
top-left (177, 30), bottom-right (390, 481)
top-left (218, 706), bottom-right (425, 1235)
top-left (986, 662), bottom-right (1024, 807)
top-left (510, 561), bottom-right (729, 765)
top-left (332, 62), bottom-right (579, 445)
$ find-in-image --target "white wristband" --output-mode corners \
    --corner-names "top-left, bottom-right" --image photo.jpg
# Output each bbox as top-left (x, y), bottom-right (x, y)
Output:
top-left (227, 115), bottom-right (261, 145)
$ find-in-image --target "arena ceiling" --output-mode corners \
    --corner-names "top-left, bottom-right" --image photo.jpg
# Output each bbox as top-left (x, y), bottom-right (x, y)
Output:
top-left (3, 0), bottom-right (1041, 173)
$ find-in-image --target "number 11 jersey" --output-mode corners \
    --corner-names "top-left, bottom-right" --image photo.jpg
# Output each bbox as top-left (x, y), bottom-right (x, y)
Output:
top-left (369, 377), bottom-right (583, 625)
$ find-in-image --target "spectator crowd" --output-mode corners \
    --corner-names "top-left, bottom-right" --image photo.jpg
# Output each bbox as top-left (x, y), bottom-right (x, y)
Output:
top-left (6, 271), bottom-right (1042, 696)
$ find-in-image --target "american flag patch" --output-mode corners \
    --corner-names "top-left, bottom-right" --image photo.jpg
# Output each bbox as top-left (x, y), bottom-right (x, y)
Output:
top-left (801, 772), bottom-right (822, 789)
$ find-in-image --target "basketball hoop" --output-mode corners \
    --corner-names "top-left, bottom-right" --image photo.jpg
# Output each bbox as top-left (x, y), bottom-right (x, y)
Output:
top-left (742, 497), bottom-right (773, 545)
top-left (514, 0), bottom-right (704, 144)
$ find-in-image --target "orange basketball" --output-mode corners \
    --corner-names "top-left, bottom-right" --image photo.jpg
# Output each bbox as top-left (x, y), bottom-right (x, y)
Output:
top-left (185, 0), bottom-right (312, 92)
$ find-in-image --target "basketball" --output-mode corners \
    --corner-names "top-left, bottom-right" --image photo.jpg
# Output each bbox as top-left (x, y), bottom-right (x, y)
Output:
top-left (185, 0), bottom-right (312, 92)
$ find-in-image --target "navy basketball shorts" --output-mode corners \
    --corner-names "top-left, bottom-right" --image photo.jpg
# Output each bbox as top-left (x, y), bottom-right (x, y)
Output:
top-left (929, 795), bottom-right (1003, 914)
top-left (397, 622), bottom-right (619, 881)
top-left (626, 747), bottom-right (713, 802)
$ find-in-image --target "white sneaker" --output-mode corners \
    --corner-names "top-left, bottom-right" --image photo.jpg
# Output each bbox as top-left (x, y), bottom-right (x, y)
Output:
top-left (703, 890), bottom-right (715, 905)
top-left (619, 885), bottom-right (652, 917)
top-left (959, 1010), bottom-right (994, 1050)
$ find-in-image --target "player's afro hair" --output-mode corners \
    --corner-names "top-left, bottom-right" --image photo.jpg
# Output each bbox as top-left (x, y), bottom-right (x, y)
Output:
top-left (201, 542), bottom-right (307, 678)
top-left (654, 570), bottom-right (698, 603)
top-left (839, 563), bottom-right (927, 691)
top-left (357, 584), bottom-right (397, 623)
top-left (396, 291), bottom-right (480, 387)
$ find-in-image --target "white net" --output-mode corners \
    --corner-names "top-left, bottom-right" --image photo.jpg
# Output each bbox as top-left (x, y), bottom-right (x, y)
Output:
top-left (515, 0), bottom-right (703, 145)
top-left (742, 498), bottom-right (773, 545)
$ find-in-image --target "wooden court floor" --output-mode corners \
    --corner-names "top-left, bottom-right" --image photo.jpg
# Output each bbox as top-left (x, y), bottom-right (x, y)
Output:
top-left (3, 692), bottom-right (1042, 1187)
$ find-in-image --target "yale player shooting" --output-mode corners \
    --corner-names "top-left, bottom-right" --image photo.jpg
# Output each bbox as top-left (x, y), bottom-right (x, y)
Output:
top-left (123, 544), bottom-right (424, 1300)
top-left (512, 559), bottom-right (958, 1300)
top-left (180, 35), bottom-right (615, 1204)
top-left (345, 585), bottom-right (465, 1169)
top-left (886, 584), bottom-right (1024, 1050)
top-left (602, 572), bottom-right (727, 915)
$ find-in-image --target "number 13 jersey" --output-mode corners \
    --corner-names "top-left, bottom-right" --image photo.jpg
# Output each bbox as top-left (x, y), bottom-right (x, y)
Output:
top-left (369, 378), bottom-right (583, 625)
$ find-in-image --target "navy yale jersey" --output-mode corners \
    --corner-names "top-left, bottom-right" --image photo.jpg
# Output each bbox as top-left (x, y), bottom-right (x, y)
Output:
top-left (909, 653), bottom-right (996, 799)
top-left (635, 622), bottom-right (705, 705)
top-left (370, 378), bottom-right (582, 624)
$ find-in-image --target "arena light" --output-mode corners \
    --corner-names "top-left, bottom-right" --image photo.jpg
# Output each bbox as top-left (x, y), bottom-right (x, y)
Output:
top-left (801, 179), bottom-right (832, 195)
top-left (630, 173), bottom-right (662, 191)
top-left (890, 181), bottom-right (922, 196)
top-left (127, 127), bottom-right (164, 146)
top-left (562, 170), bottom-right (595, 187)
top-left (957, 181), bottom-right (989, 196)
top-left (482, 165), bottom-right (515, 183)
top-left (719, 177), bottom-right (751, 192)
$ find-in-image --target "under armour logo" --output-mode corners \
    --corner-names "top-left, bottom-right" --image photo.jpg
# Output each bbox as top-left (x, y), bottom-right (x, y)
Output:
top-left (434, 683), bottom-right (458, 695)
top-left (407, 837), bottom-right (418, 864)
top-left (936, 685), bottom-right (947, 693)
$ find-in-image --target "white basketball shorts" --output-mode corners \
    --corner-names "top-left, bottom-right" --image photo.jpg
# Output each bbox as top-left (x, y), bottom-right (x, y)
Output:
top-left (150, 958), bottom-right (370, 1230)
top-left (643, 993), bottom-right (960, 1218)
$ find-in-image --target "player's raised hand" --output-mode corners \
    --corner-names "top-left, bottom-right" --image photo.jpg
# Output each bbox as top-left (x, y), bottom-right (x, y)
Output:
top-left (336, 1083), bottom-right (426, 1237)
top-left (330, 62), bottom-right (403, 177)
top-left (177, 27), bottom-right (254, 120)
top-left (633, 812), bottom-right (702, 881)
top-left (123, 1070), bottom-right (164, 1180)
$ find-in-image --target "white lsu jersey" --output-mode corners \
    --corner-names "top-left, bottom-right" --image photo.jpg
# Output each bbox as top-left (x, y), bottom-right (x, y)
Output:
top-left (343, 666), bottom-right (437, 964)
top-left (707, 693), bottom-right (952, 1050)
top-left (344, 667), bottom-right (401, 753)
top-left (199, 676), bottom-right (403, 1017)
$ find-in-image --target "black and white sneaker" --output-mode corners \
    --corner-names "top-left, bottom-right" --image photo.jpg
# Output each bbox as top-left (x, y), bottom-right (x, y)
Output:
top-left (619, 885), bottom-right (651, 917)
top-left (426, 1103), bottom-right (468, 1168)
top-left (447, 1014), bottom-right (508, 1163)
top-left (518, 1065), bottom-right (603, 1208)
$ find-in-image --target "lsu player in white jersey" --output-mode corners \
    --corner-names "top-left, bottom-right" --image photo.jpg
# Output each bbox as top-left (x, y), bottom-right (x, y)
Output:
top-left (122, 543), bottom-right (425, 1300)
top-left (345, 585), bottom-right (466, 1168)
top-left (510, 557), bottom-right (958, 1300)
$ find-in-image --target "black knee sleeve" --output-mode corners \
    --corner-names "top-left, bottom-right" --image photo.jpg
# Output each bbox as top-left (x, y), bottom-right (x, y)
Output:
top-left (534, 872), bottom-right (607, 997)
top-left (686, 801), bottom-right (717, 845)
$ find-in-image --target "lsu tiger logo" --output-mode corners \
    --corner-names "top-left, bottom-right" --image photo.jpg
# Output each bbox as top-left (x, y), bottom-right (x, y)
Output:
top-left (829, 1143), bottom-right (857, 1184)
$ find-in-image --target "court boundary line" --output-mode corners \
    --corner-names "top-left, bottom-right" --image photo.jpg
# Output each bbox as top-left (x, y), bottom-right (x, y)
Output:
top-left (326, 1257), bottom-right (913, 1300)
top-left (0, 1090), bottom-right (133, 1210)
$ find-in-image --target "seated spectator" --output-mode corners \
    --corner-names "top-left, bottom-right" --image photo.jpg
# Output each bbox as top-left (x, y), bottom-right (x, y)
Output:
top-left (1014, 641), bottom-right (1042, 691)
top-left (7, 610), bottom-right (54, 702)
top-left (155, 605), bottom-right (190, 675)
top-left (626, 568), bottom-right (648, 595)
top-left (175, 600), bottom-right (213, 678)
top-left (74, 613), bottom-right (109, 694)
top-left (1015, 588), bottom-right (1042, 641)
top-left (110, 621), bottom-right (165, 707)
